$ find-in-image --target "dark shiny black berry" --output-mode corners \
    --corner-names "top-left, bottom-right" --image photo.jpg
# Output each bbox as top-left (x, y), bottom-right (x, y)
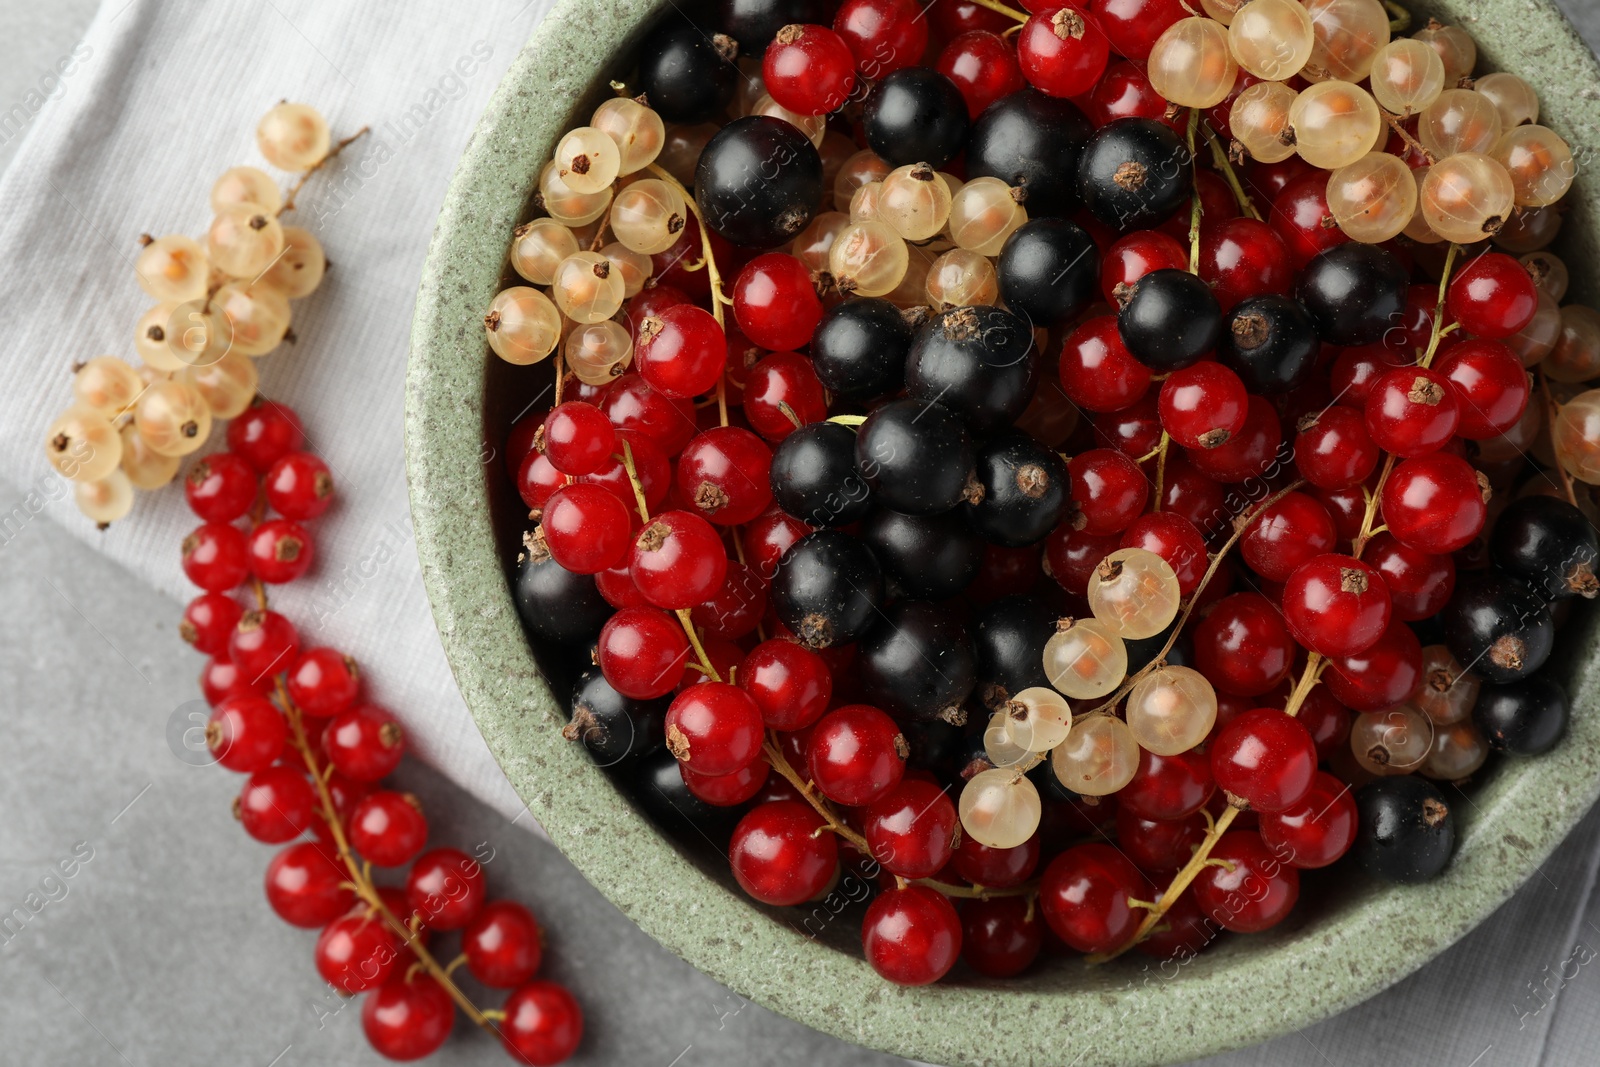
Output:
top-left (906, 305), bottom-right (1039, 434)
top-left (770, 421), bottom-right (872, 527)
top-left (862, 507), bottom-right (983, 600)
top-left (1489, 495), bottom-right (1600, 601)
top-left (1077, 118), bottom-right (1193, 231)
top-left (856, 399), bottom-right (977, 515)
top-left (1440, 571), bottom-right (1554, 684)
top-left (965, 433), bottom-right (1067, 547)
top-left (694, 116), bottom-right (823, 247)
top-left (1354, 776), bottom-right (1455, 884)
top-left (901, 719), bottom-right (964, 776)
top-left (636, 22), bottom-right (740, 124)
top-left (633, 747), bottom-right (738, 838)
top-left (1217, 294), bottom-right (1319, 394)
top-left (810, 297), bottom-right (913, 400)
top-left (1295, 243), bottom-right (1408, 346)
top-left (974, 593), bottom-right (1057, 710)
top-left (770, 529), bottom-right (884, 648)
top-left (1117, 268), bottom-right (1221, 371)
top-left (717, 0), bottom-right (826, 52)
top-left (514, 545), bottom-right (613, 645)
top-left (996, 218), bottom-right (1100, 327)
top-left (1474, 674), bottom-right (1569, 755)
top-left (1124, 617), bottom-right (1184, 675)
top-left (966, 88), bottom-right (1093, 219)
top-left (858, 600), bottom-right (976, 722)
top-left (861, 67), bottom-right (970, 170)
top-left (568, 668), bottom-right (666, 767)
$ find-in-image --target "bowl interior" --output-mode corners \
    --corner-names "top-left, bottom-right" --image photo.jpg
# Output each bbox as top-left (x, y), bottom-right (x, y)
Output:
top-left (406, 3), bottom-right (1600, 1063)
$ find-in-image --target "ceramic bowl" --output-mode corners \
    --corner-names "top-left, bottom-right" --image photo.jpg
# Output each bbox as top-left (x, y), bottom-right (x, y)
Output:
top-left (406, 3), bottom-right (1600, 1062)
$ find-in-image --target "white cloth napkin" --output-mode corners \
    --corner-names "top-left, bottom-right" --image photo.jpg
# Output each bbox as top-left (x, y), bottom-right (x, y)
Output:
top-left (0, 0), bottom-right (555, 825)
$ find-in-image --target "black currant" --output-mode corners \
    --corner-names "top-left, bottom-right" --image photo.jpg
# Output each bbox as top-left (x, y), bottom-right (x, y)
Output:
top-left (967, 88), bottom-right (1093, 219)
top-left (900, 719), bottom-right (964, 777)
top-left (1217, 294), bottom-right (1320, 394)
top-left (856, 399), bottom-right (978, 515)
top-left (1489, 495), bottom-right (1600, 601)
top-left (809, 297), bottom-right (913, 400)
top-left (1473, 674), bottom-right (1569, 755)
top-left (861, 507), bottom-right (983, 601)
top-left (1353, 776), bottom-right (1455, 884)
top-left (568, 668), bottom-right (666, 768)
top-left (858, 600), bottom-right (976, 722)
top-left (636, 22), bottom-right (740, 124)
top-left (1124, 618), bottom-right (1185, 675)
top-left (1076, 118), bottom-right (1193, 231)
top-left (861, 67), bottom-right (970, 170)
top-left (965, 433), bottom-right (1067, 547)
top-left (973, 593), bottom-right (1058, 710)
top-left (514, 543), bottom-right (613, 645)
top-left (717, 0), bottom-right (826, 52)
top-left (1116, 268), bottom-right (1221, 371)
top-left (1295, 243), bottom-right (1408, 346)
top-left (770, 529), bottom-right (884, 648)
top-left (770, 421), bottom-right (873, 527)
top-left (1440, 571), bottom-right (1555, 684)
top-left (694, 116), bottom-right (823, 247)
top-left (633, 747), bottom-right (739, 838)
top-left (996, 217), bottom-right (1100, 327)
top-left (905, 305), bottom-right (1039, 434)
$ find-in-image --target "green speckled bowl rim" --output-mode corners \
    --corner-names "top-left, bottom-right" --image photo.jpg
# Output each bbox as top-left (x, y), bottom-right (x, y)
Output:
top-left (407, 4), bottom-right (1600, 1063)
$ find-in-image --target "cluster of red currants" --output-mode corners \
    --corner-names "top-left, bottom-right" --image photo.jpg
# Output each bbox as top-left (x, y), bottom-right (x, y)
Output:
top-left (182, 398), bottom-right (581, 1064)
top-left (497, 0), bottom-right (1585, 990)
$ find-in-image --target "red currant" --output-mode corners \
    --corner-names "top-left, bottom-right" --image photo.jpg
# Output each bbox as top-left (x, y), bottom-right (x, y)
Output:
top-left (1118, 747), bottom-right (1216, 821)
top-left (1292, 405), bottom-right (1379, 490)
top-left (539, 483), bottom-right (633, 575)
top-left (1192, 592), bottom-right (1294, 696)
top-left (185, 452), bottom-right (258, 522)
top-left (636, 304), bottom-right (726, 400)
top-left (1380, 452), bottom-right (1488, 554)
top-left (1364, 530), bottom-right (1455, 621)
top-left (1210, 707), bottom-right (1317, 812)
top-left (264, 451), bottom-right (334, 520)
top-left (405, 847), bottom-right (486, 931)
top-left (598, 607), bottom-right (690, 699)
top-left (1258, 770), bottom-right (1357, 869)
top-left (1092, 393), bottom-right (1163, 458)
top-left (500, 981), bottom-right (584, 1066)
top-left (1119, 512), bottom-right (1208, 595)
top-left (1433, 338), bottom-right (1530, 440)
top-left (464, 900), bottom-right (544, 988)
top-left (682, 759), bottom-right (772, 805)
top-left (1270, 171), bottom-right (1349, 268)
top-left (1197, 217), bottom-right (1293, 314)
top-left (808, 704), bottom-right (907, 806)
top-left (541, 402), bottom-right (616, 477)
top-left (676, 425), bottom-right (775, 526)
top-left (265, 840), bottom-right (355, 928)
top-left (580, 431), bottom-right (670, 513)
top-left (1282, 553), bottom-right (1391, 657)
top-left (348, 791), bottom-right (429, 867)
top-left (733, 252), bottom-right (824, 351)
top-left (286, 647), bottom-right (361, 717)
top-left (1116, 807), bottom-right (1207, 874)
top-left (1039, 843), bottom-right (1150, 954)
top-left (315, 907), bottom-right (403, 994)
top-left (180, 592), bottom-right (242, 655)
top-left (248, 517), bottom-right (315, 584)
top-left (861, 885), bottom-right (961, 985)
top-left (961, 895), bottom-right (1042, 977)
top-left (1239, 491), bottom-right (1336, 582)
top-left (1101, 231), bottom-right (1187, 309)
top-left (601, 373), bottom-right (698, 458)
top-left (932, 0), bottom-right (1015, 36)
top-left (665, 681), bottom-right (764, 776)
top-left (743, 351), bottom-right (827, 442)
top-left (207, 694), bottom-right (287, 773)
top-left (950, 833), bottom-right (1040, 888)
top-left (936, 30), bottom-right (1026, 119)
top-left (506, 408), bottom-right (548, 482)
top-left (1365, 368), bottom-right (1459, 456)
top-left (1157, 455), bottom-right (1228, 540)
top-left (762, 25), bottom-right (857, 116)
top-left (629, 510), bottom-right (728, 610)
top-left (182, 522), bottom-right (251, 592)
top-left (833, 0), bottom-right (929, 77)
top-left (862, 778), bottom-right (958, 879)
top-left (690, 559), bottom-right (767, 639)
top-left (729, 799), bottom-right (838, 905)
top-left (322, 704), bottom-right (405, 783)
top-left (1067, 448), bottom-right (1148, 535)
top-left (1018, 5), bottom-right (1110, 98)
top-left (1191, 830), bottom-right (1299, 932)
top-left (227, 398), bottom-right (304, 471)
top-left (236, 765), bottom-right (317, 842)
top-left (738, 639), bottom-right (832, 731)
top-left (1184, 394), bottom-right (1282, 484)
top-left (1059, 315), bottom-right (1151, 413)
top-left (1091, 0), bottom-right (1188, 61)
top-left (1446, 251), bottom-right (1539, 339)
top-left (1323, 618), bottom-right (1422, 712)
top-left (1158, 361), bottom-right (1249, 450)
top-left (201, 655), bottom-right (264, 706)
top-left (362, 973), bottom-right (454, 1061)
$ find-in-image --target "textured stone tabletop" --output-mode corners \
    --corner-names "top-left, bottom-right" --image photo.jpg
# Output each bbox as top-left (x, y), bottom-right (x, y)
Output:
top-left (5, 2), bottom-right (1600, 1066)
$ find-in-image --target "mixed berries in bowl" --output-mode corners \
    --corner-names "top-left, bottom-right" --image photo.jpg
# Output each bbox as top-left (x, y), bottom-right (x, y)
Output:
top-left (409, 0), bottom-right (1600, 1061)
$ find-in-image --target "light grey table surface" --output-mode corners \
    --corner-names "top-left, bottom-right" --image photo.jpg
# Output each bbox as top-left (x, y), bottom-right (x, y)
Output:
top-left (6, 4), bottom-right (1600, 1066)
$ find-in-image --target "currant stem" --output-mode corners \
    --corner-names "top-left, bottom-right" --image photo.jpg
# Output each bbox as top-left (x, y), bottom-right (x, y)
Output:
top-left (1152, 431), bottom-right (1170, 513)
top-left (961, 0), bottom-right (1029, 22)
top-left (645, 163), bottom-right (730, 330)
top-left (675, 607), bottom-right (721, 681)
top-left (1418, 243), bottom-right (1462, 369)
top-left (1382, 0), bottom-right (1413, 34)
top-left (1351, 452), bottom-right (1397, 559)
top-left (1205, 125), bottom-right (1261, 221)
top-left (618, 438), bottom-right (650, 522)
top-left (1381, 111), bottom-right (1434, 163)
top-left (279, 126), bottom-right (371, 216)
top-left (617, 437), bottom-right (716, 675)
top-left (1186, 108), bottom-right (1203, 274)
top-left (1086, 479), bottom-right (1308, 716)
